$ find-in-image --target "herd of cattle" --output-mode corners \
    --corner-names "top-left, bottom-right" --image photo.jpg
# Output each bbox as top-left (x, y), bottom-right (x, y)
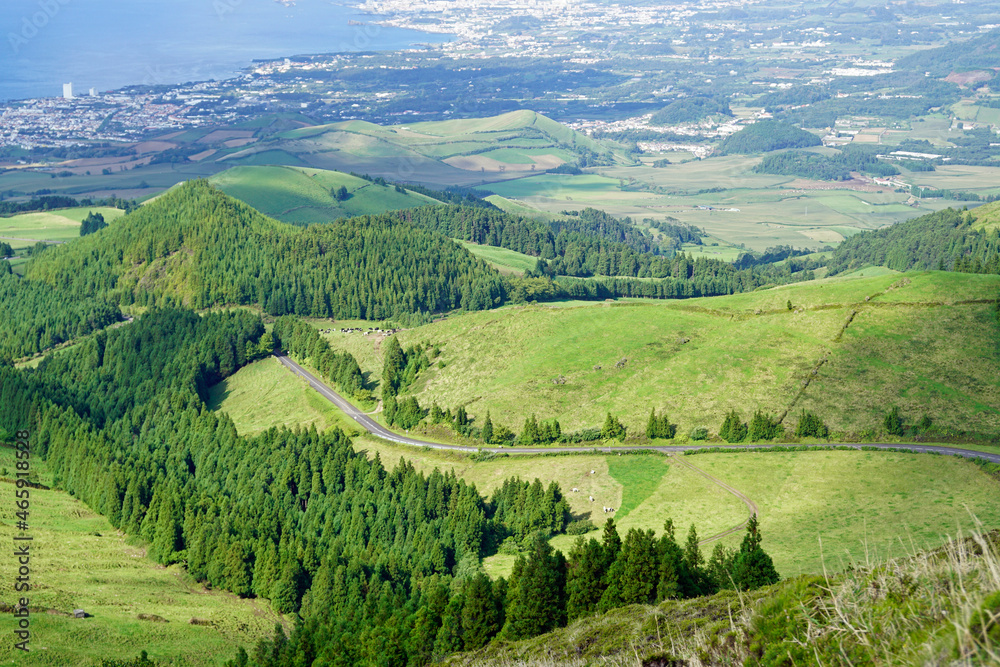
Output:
top-left (320, 327), bottom-right (400, 336)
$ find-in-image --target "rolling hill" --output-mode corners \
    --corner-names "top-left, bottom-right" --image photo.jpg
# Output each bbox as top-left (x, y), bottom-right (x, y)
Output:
top-left (208, 165), bottom-right (439, 224)
top-left (221, 110), bottom-right (623, 187)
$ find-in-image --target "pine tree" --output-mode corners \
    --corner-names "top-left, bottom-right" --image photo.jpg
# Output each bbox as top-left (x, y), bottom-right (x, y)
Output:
top-left (719, 409), bottom-right (747, 443)
top-left (601, 413), bottom-right (626, 441)
top-left (481, 411), bottom-right (494, 444)
top-left (731, 514), bottom-right (780, 591)
top-left (460, 573), bottom-right (501, 650)
top-left (502, 535), bottom-right (567, 640)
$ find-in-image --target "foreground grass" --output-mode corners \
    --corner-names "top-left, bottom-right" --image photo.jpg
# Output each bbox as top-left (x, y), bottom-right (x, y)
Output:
top-left (446, 529), bottom-right (1000, 666)
top-left (0, 447), bottom-right (285, 666)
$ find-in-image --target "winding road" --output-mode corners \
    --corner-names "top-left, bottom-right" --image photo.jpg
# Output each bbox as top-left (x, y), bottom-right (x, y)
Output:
top-left (276, 354), bottom-right (1000, 544)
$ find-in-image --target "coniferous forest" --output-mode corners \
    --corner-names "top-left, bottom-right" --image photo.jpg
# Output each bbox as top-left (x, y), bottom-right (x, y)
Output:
top-left (0, 306), bottom-right (779, 665)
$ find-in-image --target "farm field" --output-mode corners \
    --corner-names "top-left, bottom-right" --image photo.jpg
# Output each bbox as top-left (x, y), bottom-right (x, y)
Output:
top-left (0, 206), bottom-right (125, 245)
top-left (481, 162), bottom-right (974, 251)
top-left (0, 446), bottom-right (284, 667)
top-left (311, 271), bottom-right (1000, 437)
top-left (342, 437), bottom-right (1000, 578)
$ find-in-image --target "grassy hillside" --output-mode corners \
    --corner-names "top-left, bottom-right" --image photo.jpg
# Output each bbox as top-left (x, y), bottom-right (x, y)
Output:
top-left (216, 363), bottom-right (1000, 579)
top-left (446, 529), bottom-right (1000, 666)
top-left (239, 110), bottom-right (623, 187)
top-left (0, 446), bottom-right (285, 667)
top-left (206, 355), bottom-right (362, 435)
top-left (209, 165), bottom-right (438, 224)
top-left (315, 271), bottom-right (1000, 438)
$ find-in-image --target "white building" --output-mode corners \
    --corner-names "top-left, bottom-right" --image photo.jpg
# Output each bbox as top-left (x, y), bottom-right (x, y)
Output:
top-left (62, 82), bottom-right (73, 99)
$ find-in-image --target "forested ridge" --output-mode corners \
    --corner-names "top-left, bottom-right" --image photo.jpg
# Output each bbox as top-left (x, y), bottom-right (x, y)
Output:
top-left (0, 265), bottom-right (121, 360)
top-left (25, 180), bottom-right (506, 322)
top-left (1, 307), bottom-right (609, 666)
top-left (826, 203), bottom-right (1000, 275)
top-left (392, 204), bottom-right (815, 298)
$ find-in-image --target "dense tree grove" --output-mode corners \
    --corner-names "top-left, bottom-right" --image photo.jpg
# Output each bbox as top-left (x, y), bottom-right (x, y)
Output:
top-left (715, 121), bottom-right (822, 155)
top-left (0, 271), bottom-right (121, 360)
top-left (80, 211), bottom-right (108, 236)
top-left (826, 205), bottom-right (1000, 275)
top-left (271, 316), bottom-right (365, 398)
top-left (0, 308), bottom-right (620, 666)
top-left (25, 181), bottom-right (507, 322)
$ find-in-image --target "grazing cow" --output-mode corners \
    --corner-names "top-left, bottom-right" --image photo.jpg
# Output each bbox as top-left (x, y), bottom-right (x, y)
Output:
top-left (590, 470), bottom-right (595, 475)
top-left (572, 487), bottom-right (579, 492)
top-left (589, 495), bottom-right (594, 502)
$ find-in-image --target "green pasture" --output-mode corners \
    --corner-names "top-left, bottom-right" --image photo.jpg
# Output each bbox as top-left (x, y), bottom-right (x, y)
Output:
top-left (208, 165), bottom-right (437, 223)
top-left (348, 439), bottom-right (1000, 579)
top-left (309, 272), bottom-right (1000, 438)
top-left (0, 206), bottom-right (124, 244)
top-left (207, 356), bottom-right (361, 436)
top-left (458, 241), bottom-right (538, 275)
top-left (0, 447), bottom-right (285, 667)
top-left (909, 164), bottom-right (1000, 194)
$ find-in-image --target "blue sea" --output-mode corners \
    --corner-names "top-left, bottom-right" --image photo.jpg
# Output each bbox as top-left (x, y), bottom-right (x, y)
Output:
top-left (0, 0), bottom-right (448, 101)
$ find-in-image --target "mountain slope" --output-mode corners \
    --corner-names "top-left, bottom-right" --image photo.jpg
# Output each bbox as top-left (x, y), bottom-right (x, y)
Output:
top-left (23, 180), bottom-right (505, 321)
top-left (826, 201), bottom-right (1000, 275)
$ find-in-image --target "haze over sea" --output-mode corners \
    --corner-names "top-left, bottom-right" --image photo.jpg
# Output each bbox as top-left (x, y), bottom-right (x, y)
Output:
top-left (0, 0), bottom-right (447, 102)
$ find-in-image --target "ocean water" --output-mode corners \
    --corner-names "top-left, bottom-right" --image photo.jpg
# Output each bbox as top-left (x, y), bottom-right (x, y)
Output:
top-left (0, 0), bottom-right (447, 101)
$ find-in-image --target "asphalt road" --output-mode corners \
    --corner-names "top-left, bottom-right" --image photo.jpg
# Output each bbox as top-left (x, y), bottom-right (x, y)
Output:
top-left (276, 353), bottom-right (1000, 543)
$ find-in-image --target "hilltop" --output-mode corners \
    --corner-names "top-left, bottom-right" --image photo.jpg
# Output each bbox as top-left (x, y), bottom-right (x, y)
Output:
top-left (23, 180), bottom-right (505, 321)
top-left (225, 110), bottom-right (623, 187)
top-left (209, 165), bottom-right (439, 224)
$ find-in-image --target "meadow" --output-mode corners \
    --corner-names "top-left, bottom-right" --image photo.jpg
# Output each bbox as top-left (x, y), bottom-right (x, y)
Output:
top-left (208, 165), bottom-right (437, 224)
top-left (309, 271), bottom-right (1000, 439)
top-left (458, 241), bottom-right (538, 275)
top-left (0, 446), bottom-right (285, 666)
top-left (0, 206), bottom-right (125, 246)
top-left (206, 355), bottom-right (362, 436)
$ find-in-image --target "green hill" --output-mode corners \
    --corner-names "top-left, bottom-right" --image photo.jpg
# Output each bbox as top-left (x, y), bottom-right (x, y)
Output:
top-left (826, 201), bottom-right (1000, 275)
top-left (231, 110), bottom-right (623, 187)
top-left (716, 120), bottom-right (823, 155)
top-left (23, 180), bottom-right (505, 321)
top-left (208, 165), bottom-right (439, 224)
top-left (319, 270), bottom-right (1000, 438)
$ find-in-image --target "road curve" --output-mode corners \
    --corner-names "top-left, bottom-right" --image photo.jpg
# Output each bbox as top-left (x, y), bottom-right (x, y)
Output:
top-left (276, 354), bottom-right (1000, 544)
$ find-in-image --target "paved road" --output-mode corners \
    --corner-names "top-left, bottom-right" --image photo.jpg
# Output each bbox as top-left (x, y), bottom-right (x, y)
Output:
top-left (276, 354), bottom-right (1000, 543)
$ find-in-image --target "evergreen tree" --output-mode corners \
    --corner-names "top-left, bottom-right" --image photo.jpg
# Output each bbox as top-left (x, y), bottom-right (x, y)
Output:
top-left (481, 411), bottom-right (494, 444)
top-left (719, 409), bottom-right (748, 443)
top-left (601, 413), bottom-right (627, 441)
top-left (460, 573), bottom-right (501, 651)
top-left (502, 535), bottom-right (567, 640)
top-left (731, 514), bottom-right (780, 591)
top-left (884, 405), bottom-right (905, 436)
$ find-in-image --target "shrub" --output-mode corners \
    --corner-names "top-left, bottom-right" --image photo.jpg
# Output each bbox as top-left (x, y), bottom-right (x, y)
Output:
top-left (689, 426), bottom-right (709, 441)
top-left (795, 411), bottom-right (829, 438)
top-left (884, 406), bottom-right (904, 436)
top-left (566, 519), bottom-right (596, 535)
